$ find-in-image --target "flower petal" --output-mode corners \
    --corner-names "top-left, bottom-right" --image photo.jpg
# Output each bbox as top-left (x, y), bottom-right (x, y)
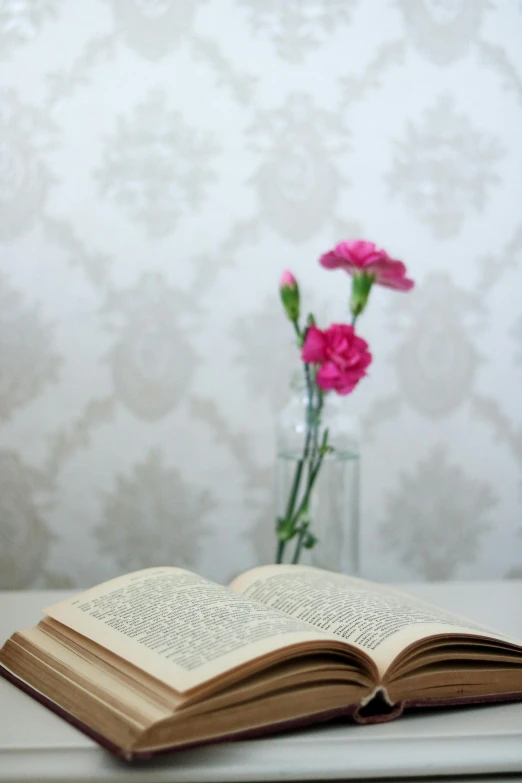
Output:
top-left (333, 374), bottom-right (358, 395)
top-left (378, 274), bottom-right (415, 291)
top-left (368, 253), bottom-right (415, 291)
top-left (342, 240), bottom-right (381, 266)
top-left (301, 325), bottom-right (327, 363)
top-left (316, 362), bottom-right (341, 391)
top-left (319, 249), bottom-right (354, 271)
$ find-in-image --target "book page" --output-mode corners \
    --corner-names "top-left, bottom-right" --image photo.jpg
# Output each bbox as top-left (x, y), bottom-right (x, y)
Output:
top-left (44, 567), bottom-right (338, 692)
top-left (230, 565), bottom-right (519, 675)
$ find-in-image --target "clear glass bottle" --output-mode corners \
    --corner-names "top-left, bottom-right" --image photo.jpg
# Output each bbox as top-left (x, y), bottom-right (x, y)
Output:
top-left (276, 371), bottom-right (360, 574)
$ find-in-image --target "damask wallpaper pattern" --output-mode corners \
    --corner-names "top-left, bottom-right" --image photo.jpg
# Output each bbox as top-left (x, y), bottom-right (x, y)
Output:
top-left (0, 0), bottom-right (521, 588)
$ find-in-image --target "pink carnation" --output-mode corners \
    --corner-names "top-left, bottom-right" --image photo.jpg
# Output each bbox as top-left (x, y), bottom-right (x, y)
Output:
top-left (320, 240), bottom-right (414, 291)
top-left (302, 324), bottom-right (372, 395)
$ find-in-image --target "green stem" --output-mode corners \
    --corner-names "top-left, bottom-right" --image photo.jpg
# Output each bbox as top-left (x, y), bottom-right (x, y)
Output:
top-left (291, 523), bottom-right (307, 564)
top-left (291, 428), bottom-right (329, 529)
top-left (290, 426), bottom-right (330, 564)
top-left (284, 321), bottom-right (305, 538)
top-left (290, 461), bottom-right (322, 565)
top-left (311, 386), bottom-right (324, 455)
top-left (276, 362), bottom-right (314, 564)
top-left (284, 458), bottom-right (304, 520)
top-left (289, 374), bottom-right (325, 566)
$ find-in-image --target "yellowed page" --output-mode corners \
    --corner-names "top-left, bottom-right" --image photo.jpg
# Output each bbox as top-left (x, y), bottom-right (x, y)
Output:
top-left (45, 567), bottom-right (338, 692)
top-left (230, 565), bottom-right (521, 676)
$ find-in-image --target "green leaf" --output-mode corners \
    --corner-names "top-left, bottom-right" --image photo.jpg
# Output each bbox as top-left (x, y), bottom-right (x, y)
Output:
top-left (277, 518), bottom-right (297, 542)
top-left (303, 532), bottom-right (318, 549)
top-left (319, 444), bottom-right (334, 456)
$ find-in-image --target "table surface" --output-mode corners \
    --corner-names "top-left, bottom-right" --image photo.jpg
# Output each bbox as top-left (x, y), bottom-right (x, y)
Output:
top-left (1, 581), bottom-right (522, 783)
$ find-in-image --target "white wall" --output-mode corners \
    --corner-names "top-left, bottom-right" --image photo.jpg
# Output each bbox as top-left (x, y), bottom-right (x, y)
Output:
top-left (1, 0), bottom-right (521, 588)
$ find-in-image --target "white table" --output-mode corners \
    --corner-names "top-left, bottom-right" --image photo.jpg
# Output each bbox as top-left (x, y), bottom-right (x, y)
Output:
top-left (1, 582), bottom-right (522, 782)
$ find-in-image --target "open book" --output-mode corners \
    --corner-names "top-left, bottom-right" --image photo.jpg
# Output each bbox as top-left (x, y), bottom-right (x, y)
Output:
top-left (1, 564), bottom-right (522, 761)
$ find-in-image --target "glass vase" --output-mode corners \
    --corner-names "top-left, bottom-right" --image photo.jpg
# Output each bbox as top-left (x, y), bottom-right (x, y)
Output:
top-left (275, 370), bottom-right (360, 574)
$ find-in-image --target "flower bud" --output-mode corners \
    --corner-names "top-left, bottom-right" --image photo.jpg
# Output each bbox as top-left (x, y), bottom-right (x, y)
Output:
top-left (279, 270), bottom-right (300, 322)
top-left (280, 270), bottom-right (297, 288)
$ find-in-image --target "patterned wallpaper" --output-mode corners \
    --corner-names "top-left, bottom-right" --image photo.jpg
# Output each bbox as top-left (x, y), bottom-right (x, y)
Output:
top-left (1, 0), bottom-right (521, 589)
